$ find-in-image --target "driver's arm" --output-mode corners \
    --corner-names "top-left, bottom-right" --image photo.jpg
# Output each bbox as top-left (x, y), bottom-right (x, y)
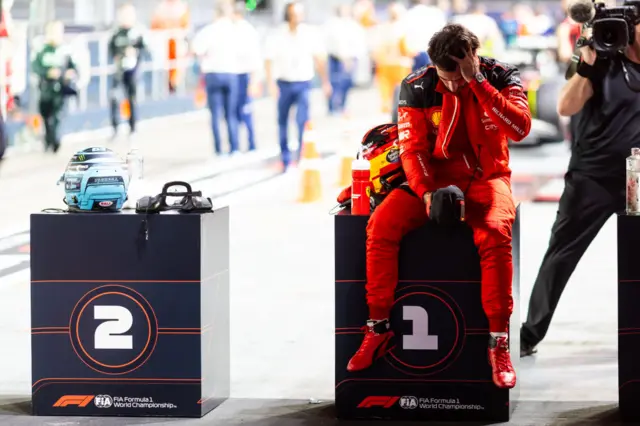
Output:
top-left (398, 78), bottom-right (436, 199)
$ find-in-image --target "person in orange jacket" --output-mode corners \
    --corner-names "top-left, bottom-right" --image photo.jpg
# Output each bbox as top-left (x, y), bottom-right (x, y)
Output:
top-left (371, 2), bottom-right (412, 114)
top-left (347, 24), bottom-right (532, 389)
top-left (151, 0), bottom-right (190, 93)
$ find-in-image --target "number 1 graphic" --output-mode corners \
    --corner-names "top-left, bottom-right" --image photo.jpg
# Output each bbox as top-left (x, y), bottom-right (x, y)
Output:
top-left (402, 305), bottom-right (439, 350)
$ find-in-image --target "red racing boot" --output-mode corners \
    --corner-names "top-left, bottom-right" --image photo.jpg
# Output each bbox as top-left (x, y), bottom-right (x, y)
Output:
top-left (488, 334), bottom-right (516, 389)
top-left (347, 319), bottom-right (394, 372)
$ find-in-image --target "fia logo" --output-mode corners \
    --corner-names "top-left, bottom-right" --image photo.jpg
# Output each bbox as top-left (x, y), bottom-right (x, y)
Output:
top-left (399, 396), bottom-right (418, 410)
top-left (94, 395), bottom-right (113, 408)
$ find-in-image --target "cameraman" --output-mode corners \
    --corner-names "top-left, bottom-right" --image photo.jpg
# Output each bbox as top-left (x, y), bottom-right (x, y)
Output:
top-left (521, 26), bottom-right (640, 356)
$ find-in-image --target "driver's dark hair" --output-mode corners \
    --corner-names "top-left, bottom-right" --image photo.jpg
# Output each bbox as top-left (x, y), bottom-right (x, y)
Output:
top-left (427, 24), bottom-right (481, 72)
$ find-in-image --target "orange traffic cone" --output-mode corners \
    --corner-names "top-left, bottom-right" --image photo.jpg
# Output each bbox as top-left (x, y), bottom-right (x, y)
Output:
top-left (338, 151), bottom-right (355, 188)
top-left (120, 99), bottom-right (131, 120)
top-left (338, 121), bottom-right (356, 188)
top-left (299, 121), bottom-right (319, 159)
top-left (28, 114), bottom-right (42, 134)
top-left (195, 76), bottom-right (207, 108)
top-left (298, 122), bottom-right (322, 203)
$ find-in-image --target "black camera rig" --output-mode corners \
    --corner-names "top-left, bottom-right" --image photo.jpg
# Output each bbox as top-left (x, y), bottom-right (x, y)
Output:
top-left (584, 0), bottom-right (640, 55)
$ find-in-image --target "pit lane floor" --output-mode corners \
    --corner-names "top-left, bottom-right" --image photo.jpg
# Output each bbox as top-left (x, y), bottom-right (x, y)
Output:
top-left (0, 150), bottom-right (622, 425)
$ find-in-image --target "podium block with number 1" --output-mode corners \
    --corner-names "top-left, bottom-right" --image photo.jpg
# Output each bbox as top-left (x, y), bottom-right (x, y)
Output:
top-left (334, 206), bottom-right (520, 422)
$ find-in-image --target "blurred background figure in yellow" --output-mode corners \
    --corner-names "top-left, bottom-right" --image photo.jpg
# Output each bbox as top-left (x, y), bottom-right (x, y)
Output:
top-left (324, 4), bottom-right (366, 117)
top-left (233, 0), bottom-right (262, 152)
top-left (451, 2), bottom-right (505, 58)
top-left (151, 0), bottom-right (190, 94)
top-left (353, 0), bottom-right (377, 28)
top-left (371, 2), bottom-right (411, 115)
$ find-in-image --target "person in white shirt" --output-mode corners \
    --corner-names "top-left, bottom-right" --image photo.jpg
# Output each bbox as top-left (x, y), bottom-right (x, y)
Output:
top-left (404, 0), bottom-right (447, 71)
top-left (264, 1), bottom-right (331, 172)
top-left (233, 2), bottom-right (261, 152)
top-left (324, 4), bottom-right (365, 115)
top-left (192, 1), bottom-right (240, 156)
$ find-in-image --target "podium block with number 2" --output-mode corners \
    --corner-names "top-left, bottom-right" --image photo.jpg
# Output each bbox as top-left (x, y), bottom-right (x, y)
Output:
top-left (334, 206), bottom-right (520, 422)
top-left (30, 210), bottom-right (230, 417)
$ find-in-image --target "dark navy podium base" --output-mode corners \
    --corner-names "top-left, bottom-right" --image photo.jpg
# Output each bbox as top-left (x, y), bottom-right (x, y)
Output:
top-left (618, 214), bottom-right (640, 422)
top-left (334, 206), bottom-right (520, 422)
top-left (30, 209), bottom-right (230, 418)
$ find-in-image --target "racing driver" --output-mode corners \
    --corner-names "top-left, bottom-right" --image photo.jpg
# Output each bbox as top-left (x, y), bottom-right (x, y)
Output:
top-left (347, 24), bottom-right (531, 389)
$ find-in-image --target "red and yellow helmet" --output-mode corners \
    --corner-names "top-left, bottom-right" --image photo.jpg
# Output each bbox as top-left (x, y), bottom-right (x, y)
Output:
top-left (360, 123), bottom-right (406, 196)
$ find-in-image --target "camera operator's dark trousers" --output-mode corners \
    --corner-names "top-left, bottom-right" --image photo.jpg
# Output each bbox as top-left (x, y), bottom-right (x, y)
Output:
top-left (110, 70), bottom-right (137, 134)
top-left (521, 171), bottom-right (625, 347)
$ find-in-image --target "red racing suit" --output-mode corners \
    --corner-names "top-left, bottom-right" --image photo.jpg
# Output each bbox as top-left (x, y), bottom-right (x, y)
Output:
top-left (366, 57), bottom-right (531, 332)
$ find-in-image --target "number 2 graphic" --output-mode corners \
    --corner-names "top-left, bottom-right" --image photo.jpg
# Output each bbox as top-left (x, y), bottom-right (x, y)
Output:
top-left (94, 305), bottom-right (133, 350)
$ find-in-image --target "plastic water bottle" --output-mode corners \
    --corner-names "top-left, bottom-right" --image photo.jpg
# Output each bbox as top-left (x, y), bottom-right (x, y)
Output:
top-left (126, 148), bottom-right (144, 181)
top-left (125, 148), bottom-right (144, 207)
top-left (626, 147), bottom-right (640, 215)
top-left (351, 151), bottom-right (371, 216)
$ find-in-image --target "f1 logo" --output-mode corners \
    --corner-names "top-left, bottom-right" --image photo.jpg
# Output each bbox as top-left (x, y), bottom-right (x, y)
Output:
top-left (357, 396), bottom-right (400, 408)
top-left (53, 395), bottom-right (95, 407)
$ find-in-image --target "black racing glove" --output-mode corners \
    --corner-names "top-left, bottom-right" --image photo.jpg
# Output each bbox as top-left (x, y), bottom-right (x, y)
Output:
top-left (429, 185), bottom-right (465, 226)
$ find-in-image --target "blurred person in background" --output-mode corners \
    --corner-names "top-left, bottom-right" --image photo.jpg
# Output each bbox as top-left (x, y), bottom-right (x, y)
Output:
top-left (556, 0), bottom-right (582, 143)
top-left (452, 3), bottom-right (505, 58)
top-left (0, 1), bottom-right (5, 161)
top-left (324, 4), bottom-right (365, 116)
top-left (31, 21), bottom-right (77, 153)
top-left (404, 0), bottom-right (446, 71)
top-left (0, 0), bottom-right (10, 37)
top-left (499, 5), bottom-right (520, 48)
top-left (233, 1), bottom-right (262, 152)
top-left (512, 4), bottom-right (536, 36)
top-left (192, 0), bottom-right (241, 156)
top-left (353, 0), bottom-right (378, 28)
top-left (528, 4), bottom-right (554, 36)
top-left (108, 3), bottom-right (147, 140)
top-left (0, 0), bottom-right (14, 114)
top-left (371, 2), bottom-right (412, 115)
top-left (151, 0), bottom-right (190, 93)
top-left (557, 0), bottom-right (582, 65)
top-left (264, 1), bottom-right (330, 172)
top-left (0, 103), bottom-right (6, 161)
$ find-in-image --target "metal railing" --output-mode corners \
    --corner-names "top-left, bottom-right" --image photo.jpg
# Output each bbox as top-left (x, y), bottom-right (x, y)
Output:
top-left (2, 27), bottom-right (200, 119)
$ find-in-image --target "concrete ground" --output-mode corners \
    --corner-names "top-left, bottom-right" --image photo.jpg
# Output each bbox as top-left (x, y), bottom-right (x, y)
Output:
top-left (0, 157), bottom-right (624, 424)
top-left (0, 86), bottom-right (619, 424)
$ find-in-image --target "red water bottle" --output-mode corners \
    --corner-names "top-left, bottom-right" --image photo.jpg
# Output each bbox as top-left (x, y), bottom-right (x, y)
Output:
top-left (351, 154), bottom-right (371, 215)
